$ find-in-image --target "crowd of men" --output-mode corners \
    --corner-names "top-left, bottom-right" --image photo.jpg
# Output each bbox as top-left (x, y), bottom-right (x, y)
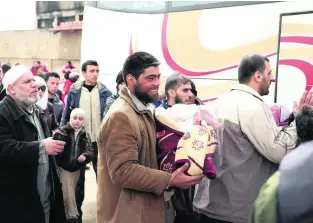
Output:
top-left (0, 52), bottom-right (312, 223)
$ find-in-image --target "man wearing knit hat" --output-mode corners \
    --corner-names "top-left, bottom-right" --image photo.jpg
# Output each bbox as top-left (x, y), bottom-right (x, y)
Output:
top-left (0, 65), bottom-right (66, 223)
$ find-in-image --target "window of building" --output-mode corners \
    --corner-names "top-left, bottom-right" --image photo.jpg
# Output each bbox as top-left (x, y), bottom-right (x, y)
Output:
top-left (58, 16), bottom-right (75, 25)
top-left (38, 19), bottom-right (53, 29)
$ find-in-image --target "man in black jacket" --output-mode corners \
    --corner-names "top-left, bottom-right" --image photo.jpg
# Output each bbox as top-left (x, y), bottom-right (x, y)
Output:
top-left (0, 65), bottom-right (66, 223)
top-left (0, 66), bottom-right (5, 101)
top-left (0, 64), bottom-right (11, 101)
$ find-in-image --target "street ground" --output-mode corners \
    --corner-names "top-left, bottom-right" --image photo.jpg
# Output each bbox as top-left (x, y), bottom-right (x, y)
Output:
top-left (82, 164), bottom-right (97, 223)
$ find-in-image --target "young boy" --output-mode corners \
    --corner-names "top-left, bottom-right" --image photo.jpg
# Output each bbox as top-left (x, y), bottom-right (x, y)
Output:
top-left (54, 108), bottom-right (94, 223)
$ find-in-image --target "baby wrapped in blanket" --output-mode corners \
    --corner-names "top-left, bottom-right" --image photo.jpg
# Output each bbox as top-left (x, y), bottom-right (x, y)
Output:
top-left (155, 104), bottom-right (219, 179)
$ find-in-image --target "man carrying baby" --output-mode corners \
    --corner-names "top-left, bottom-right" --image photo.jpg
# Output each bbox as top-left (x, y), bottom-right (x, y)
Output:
top-left (157, 73), bottom-right (203, 223)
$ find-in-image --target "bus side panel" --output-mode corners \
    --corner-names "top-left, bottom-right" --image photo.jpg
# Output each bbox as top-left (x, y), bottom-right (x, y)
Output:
top-left (81, 1), bottom-right (312, 102)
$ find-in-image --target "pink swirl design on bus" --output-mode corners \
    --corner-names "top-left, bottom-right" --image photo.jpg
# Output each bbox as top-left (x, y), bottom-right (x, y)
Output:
top-left (279, 59), bottom-right (313, 91)
top-left (129, 14), bottom-right (313, 100)
top-left (129, 36), bottom-right (134, 55)
top-left (161, 14), bottom-right (313, 77)
top-left (201, 59), bottom-right (313, 102)
top-left (280, 36), bottom-right (313, 45)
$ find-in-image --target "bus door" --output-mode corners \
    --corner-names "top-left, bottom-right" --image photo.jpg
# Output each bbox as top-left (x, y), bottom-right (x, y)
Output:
top-left (274, 10), bottom-right (313, 111)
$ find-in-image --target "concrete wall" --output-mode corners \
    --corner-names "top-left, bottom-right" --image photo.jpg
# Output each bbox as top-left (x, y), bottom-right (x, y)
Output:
top-left (0, 29), bottom-right (81, 73)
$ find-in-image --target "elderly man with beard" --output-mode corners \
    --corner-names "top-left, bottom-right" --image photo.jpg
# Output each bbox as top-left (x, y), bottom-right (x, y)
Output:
top-left (97, 52), bottom-right (203, 223)
top-left (0, 65), bottom-right (66, 223)
top-left (193, 54), bottom-right (313, 223)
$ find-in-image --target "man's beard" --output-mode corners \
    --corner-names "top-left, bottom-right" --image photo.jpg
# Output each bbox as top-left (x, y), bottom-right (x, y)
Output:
top-left (174, 95), bottom-right (193, 105)
top-left (259, 81), bottom-right (270, 96)
top-left (15, 89), bottom-right (39, 107)
top-left (134, 84), bottom-right (158, 104)
top-left (175, 95), bottom-right (183, 104)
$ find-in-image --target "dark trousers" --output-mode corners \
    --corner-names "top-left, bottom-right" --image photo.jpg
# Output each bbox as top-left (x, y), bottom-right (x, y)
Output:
top-left (75, 167), bottom-right (86, 222)
top-left (196, 214), bottom-right (233, 223)
top-left (174, 212), bottom-right (199, 223)
top-left (92, 142), bottom-right (98, 179)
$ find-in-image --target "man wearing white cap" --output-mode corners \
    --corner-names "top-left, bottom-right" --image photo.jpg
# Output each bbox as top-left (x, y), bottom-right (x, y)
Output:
top-left (0, 65), bottom-right (66, 223)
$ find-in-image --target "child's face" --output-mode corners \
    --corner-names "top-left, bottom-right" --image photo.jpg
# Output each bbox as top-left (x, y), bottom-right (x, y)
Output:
top-left (71, 114), bottom-right (84, 129)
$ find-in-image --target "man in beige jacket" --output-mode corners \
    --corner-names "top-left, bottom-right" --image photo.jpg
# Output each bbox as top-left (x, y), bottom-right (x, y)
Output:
top-left (97, 52), bottom-right (203, 223)
top-left (193, 54), bottom-right (313, 223)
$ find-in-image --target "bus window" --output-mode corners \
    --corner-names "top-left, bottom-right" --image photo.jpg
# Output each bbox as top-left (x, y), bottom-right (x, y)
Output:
top-left (169, 1), bottom-right (278, 12)
top-left (171, 1), bottom-right (223, 8)
top-left (96, 1), bottom-right (167, 13)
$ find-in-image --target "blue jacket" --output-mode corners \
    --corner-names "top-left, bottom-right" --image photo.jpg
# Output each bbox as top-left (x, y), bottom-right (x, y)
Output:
top-left (60, 81), bottom-right (112, 126)
top-left (278, 140), bottom-right (313, 223)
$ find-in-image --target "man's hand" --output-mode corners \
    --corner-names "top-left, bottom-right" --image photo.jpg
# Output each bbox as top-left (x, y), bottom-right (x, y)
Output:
top-left (293, 89), bottom-right (313, 113)
top-left (44, 137), bottom-right (65, 155)
top-left (169, 163), bottom-right (204, 189)
top-left (77, 155), bottom-right (86, 163)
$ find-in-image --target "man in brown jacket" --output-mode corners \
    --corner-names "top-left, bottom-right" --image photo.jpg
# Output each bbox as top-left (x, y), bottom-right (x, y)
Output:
top-left (97, 52), bottom-right (203, 223)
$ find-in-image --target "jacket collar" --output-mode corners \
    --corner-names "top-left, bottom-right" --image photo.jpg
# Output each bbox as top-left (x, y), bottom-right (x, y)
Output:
top-left (50, 93), bottom-right (61, 103)
top-left (3, 95), bottom-right (45, 121)
top-left (71, 81), bottom-right (109, 93)
top-left (160, 98), bottom-right (203, 109)
top-left (119, 86), bottom-right (153, 114)
top-left (0, 86), bottom-right (5, 97)
top-left (231, 84), bottom-right (263, 102)
top-left (64, 122), bottom-right (85, 132)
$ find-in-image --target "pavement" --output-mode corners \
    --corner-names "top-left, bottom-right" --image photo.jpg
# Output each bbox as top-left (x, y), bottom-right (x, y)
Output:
top-left (82, 164), bottom-right (97, 223)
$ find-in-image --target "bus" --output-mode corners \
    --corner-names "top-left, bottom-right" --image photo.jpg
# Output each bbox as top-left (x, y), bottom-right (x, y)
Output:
top-left (81, 1), bottom-right (313, 111)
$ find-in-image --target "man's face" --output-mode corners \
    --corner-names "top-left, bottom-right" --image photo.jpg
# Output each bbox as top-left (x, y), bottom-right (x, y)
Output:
top-left (10, 72), bottom-right (39, 106)
top-left (133, 66), bottom-right (161, 104)
top-left (84, 65), bottom-right (99, 85)
top-left (173, 82), bottom-right (194, 105)
top-left (47, 77), bottom-right (60, 95)
top-left (258, 61), bottom-right (274, 96)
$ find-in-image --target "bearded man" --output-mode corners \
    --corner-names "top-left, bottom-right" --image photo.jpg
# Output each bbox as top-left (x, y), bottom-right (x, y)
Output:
top-left (0, 65), bottom-right (66, 223)
top-left (96, 52), bottom-right (203, 223)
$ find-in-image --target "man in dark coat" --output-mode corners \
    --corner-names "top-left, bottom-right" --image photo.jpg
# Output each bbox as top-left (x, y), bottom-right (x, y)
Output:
top-left (0, 66), bottom-right (5, 101)
top-left (0, 65), bottom-right (66, 223)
